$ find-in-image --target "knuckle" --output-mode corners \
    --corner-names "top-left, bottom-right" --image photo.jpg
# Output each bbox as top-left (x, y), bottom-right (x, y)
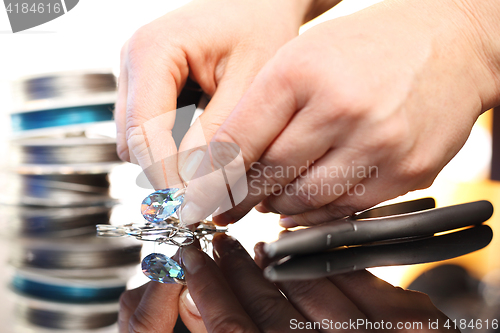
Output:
top-left (264, 48), bottom-right (299, 92)
top-left (212, 128), bottom-right (239, 148)
top-left (259, 151), bottom-right (289, 174)
top-left (364, 123), bottom-right (407, 153)
top-left (247, 160), bottom-right (283, 190)
top-left (325, 203), bottom-right (357, 218)
top-left (200, 120), bottom-right (224, 141)
top-left (116, 143), bottom-right (130, 162)
top-left (212, 129), bottom-right (255, 166)
top-left (125, 122), bottom-right (143, 142)
top-left (294, 186), bottom-right (324, 209)
top-left (118, 291), bottom-right (135, 320)
top-left (244, 294), bottom-right (285, 329)
top-left (209, 141), bottom-right (241, 170)
top-left (128, 310), bottom-right (155, 333)
top-left (397, 158), bottom-right (434, 183)
top-left (127, 26), bottom-right (153, 60)
top-left (286, 280), bottom-right (321, 305)
top-left (126, 24), bottom-right (168, 71)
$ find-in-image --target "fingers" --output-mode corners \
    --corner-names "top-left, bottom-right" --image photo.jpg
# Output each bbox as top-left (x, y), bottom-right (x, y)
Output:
top-left (178, 64), bottom-right (261, 224)
top-left (116, 40), bottom-right (130, 162)
top-left (254, 243), bottom-right (368, 332)
top-left (181, 142), bottom-right (246, 225)
top-left (265, 148), bottom-right (371, 217)
top-left (122, 28), bottom-right (189, 189)
top-left (275, 167), bottom-right (418, 227)
top-left (180, 245), bottom-right (260, 332)
top-left (328, 270), bottom-right (451, 325)
top-left (179, 57), bottom-right (288, 225)
top-left (180, 58), bottom-right (299, 225)
top-left (213, 234), bottom-right (310, 332)
top-left (119, 282), bottom-right (183, 333)
top-left (118, 283), bottom-right (148, 332)
top-left (212, 111), bottom-right (337, 224)
top-left (178, 58), bottom-right (266, 182)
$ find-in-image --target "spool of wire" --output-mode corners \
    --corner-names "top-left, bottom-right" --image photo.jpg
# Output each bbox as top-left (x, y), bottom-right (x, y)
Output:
top-left (10, 71), bottom-right (117, 138)
top-left (10, 137), bottom-right (120, 165)
top-left (11, 104), bottom-right (115, 133)
top-left (0, 206), bottom-right (112, 237)
top-left (11, 269), bottom-right (126, 303)
top-left (12, 72), bottom-right (116, 109)
top-left (14, 265), bottom-right (139, 280)
top-left (12, 292), bottom-right (119, 330)
top-left (0, 173), bottom-right (114, 207)
top-left (10, 236), bottom-right (142, 270)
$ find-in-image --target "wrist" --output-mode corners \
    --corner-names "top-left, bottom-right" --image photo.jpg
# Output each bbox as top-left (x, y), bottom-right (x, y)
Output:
top-left (450, 0), bottom-right (500, 109)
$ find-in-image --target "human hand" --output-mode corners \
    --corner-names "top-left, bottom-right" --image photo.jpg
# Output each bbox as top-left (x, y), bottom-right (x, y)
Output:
top-left (119, 234), bottom-right (458, 332)
top-left (183, 0), bottom-right (500, 226)
top-left (115, 0), bottom-right (321, 189)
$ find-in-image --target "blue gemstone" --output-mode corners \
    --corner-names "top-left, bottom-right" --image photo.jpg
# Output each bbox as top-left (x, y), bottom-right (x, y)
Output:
top-left (141, 253), bottom-right (184, 283)
top-left (141, 188), bottom-right (184, 223)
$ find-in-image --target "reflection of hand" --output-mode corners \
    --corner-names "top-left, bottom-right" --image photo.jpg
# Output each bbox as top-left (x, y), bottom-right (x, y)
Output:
top-left (115, 0), bottom-right (325, 189)
top-left (119, 234), bottom-right (458, 332)
top-left (185, 0), bottom-right (500, 226)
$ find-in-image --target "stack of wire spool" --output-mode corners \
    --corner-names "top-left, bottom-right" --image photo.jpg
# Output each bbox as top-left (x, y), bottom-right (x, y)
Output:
top-left (0, 71), bottom-right (142, 332)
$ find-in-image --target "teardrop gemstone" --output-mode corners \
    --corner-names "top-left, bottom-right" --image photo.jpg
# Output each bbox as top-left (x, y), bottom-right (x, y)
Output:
top-left (141, 188), bottom-right (184, 223)
top-left (141, 253), bottom-right (184, 283)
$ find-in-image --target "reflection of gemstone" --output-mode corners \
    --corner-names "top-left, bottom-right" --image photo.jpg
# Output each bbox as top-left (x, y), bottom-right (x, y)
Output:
top-left (141, 188), bottom-right (184, 223)
top-left (142, 253), bottom-right (184, 283)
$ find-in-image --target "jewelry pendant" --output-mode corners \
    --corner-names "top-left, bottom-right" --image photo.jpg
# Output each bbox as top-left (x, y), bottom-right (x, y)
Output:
top-left (96, 188), bottom-right (227, 285)
top-left (141, 188), bottom-right (185, 224)
top-left (141, 253), bottom-right (185, 284)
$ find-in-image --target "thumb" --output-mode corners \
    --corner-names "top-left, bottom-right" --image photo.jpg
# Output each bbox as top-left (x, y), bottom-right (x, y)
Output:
top-left (178, 288), bottom-right (207, 332)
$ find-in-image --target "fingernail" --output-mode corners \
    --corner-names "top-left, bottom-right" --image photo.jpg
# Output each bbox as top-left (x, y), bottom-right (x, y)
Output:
top-left (180, 150), bottom-right (205, 182)
top-left (279, 217), bottom-right (298, 229)
top-left (253, 242), bottom-right (266, 263)
top-left (212, 213), bottom-right (234, 226)
top-left (181, 289), bottom-right (201, 317)
top-left (181, 246), bottom-right (206, 274)
top-left (254, 242), bottom-right (265, 259)
top-left (181, 201), bottom-right (205, 225)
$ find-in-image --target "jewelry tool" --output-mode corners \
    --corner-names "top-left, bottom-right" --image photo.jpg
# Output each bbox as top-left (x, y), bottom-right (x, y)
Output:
top-left (265, 224), bottom-right (493, 281)
top-left (264, 199), bottom-right (494, 258)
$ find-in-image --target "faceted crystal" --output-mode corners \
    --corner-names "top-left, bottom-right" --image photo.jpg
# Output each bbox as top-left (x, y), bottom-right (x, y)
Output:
top-left (142, 253), bottom-right (184, 283)
top-left (141, 188), bottom-right (184, 223)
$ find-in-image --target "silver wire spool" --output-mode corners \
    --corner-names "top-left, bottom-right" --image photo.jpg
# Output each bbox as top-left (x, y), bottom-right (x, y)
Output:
top-left (10, 137), bottom-right (120, 165)
top-left (13, 264), bottom-right (139, 281)
top-left (0, 205), bottom-right (112, 237)
top-left (11, 291), bottom-right (119, 330)
top-left (10, 236), bottom-right (142, 270)
top-left (0, 173), bottom-right (115, 207)
top-left (12, 71), bottom-right (117, 111)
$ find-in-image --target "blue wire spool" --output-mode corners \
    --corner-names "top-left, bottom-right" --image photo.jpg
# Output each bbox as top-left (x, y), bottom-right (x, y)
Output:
top-left (11, 104), bottom-right (114, 132)
top-left (11, 274), bottom-right (126, 303)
